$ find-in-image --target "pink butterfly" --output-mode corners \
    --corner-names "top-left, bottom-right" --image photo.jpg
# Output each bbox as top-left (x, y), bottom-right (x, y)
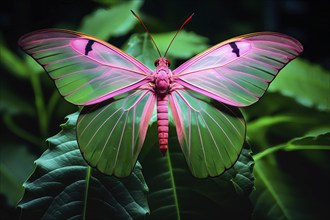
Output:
top-left (18, 13), bottom-right (303, 178)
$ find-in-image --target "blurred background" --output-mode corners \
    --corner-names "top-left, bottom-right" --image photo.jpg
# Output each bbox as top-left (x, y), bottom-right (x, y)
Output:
top-left (2, 0), bottom-right (329, 66)
top-left (1, 0), bottom-right (329, 219)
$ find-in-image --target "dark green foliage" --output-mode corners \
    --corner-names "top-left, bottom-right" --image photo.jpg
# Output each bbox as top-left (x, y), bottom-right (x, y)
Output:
top-left (18, 113), bottom-right (149, 219)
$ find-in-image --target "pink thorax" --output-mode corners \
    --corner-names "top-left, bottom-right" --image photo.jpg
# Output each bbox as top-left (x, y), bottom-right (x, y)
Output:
top-left (154, 57), bottom-right (172, 95)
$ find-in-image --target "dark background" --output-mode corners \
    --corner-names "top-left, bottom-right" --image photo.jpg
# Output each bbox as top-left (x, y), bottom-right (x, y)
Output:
top-left (1, 0), bottom-right (329, 68)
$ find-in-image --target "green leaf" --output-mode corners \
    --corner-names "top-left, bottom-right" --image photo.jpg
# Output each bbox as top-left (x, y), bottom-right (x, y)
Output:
top-left (18, 113), bottom-right (149, 219)
top-left (246, 114), bottom-right (314, 150)
top-left (79, 0), bottom-right (143, 40)
top-left (0, 143), bottom-right (37, 206)
top-left (140, 126), bottom-right (254, 219)
top-left (283, 132), bottom-right (330, 151)
top-left (152, 30), bottom-right (209, 59)
top-left (123, 31), bottom-right (209, 69)
top-left (269, 58), bottom-right (330, 112)
top-left (253, 132), bottom-right (330, 161)
top-left (299, 132), bottom-right (330, 172)
top-left (124, 33), bottom-right (159, 69)
top-left (244, 93), bottom-right (330, 151)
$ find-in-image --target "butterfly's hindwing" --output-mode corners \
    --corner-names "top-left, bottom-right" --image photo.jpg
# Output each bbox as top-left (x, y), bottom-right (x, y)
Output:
top-left (77, 90), bottom-right (156, 177)
top-left (169, 90), bottom-right (245, 178)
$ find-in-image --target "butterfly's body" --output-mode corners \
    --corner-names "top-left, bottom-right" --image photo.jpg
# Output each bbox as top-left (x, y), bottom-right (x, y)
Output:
top-left (19, 27), bottom-right (303, 178)
top-left (153, 58), bottom-right (172, 155)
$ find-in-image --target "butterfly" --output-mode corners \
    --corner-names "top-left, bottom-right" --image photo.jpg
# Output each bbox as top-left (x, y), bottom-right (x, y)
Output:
top-left (18, 13), bottom-right (303, 178)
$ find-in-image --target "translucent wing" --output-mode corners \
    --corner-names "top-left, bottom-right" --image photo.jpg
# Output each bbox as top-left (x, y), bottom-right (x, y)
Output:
top-left (173, 32), bottom-right (303, 107)
top-left (18, 29), bottom-right (152, 105)
top-left (77, 90), bottom-right (156, 177)
top-left (169, 90), bottom-right (245, 178)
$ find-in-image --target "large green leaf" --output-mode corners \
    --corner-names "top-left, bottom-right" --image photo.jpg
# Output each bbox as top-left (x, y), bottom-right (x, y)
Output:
top-left (18, 113), bottom-right (149, 219)
top-left (123, 31), bottom-right (209, 69)
top-left (79, 0), bottom-right (143, 39)
top-left (152, 30), bottom-right (209, 59)
top-left (268, 58), bottom-right (330, 112)
top-left (124, 33), bottom-right (159, 69)
top-left (140, 125), bottom-right (255, 219)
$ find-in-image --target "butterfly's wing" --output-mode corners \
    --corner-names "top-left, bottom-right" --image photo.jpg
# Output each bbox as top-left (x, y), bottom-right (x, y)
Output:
top-left (170, 32), bottom-right (302, 177)
top-left (77, 89), bottom-right (156, 177)
top-left (173, 32), bottom-right (303, 107)
top-left (18, 29), bottom-right (153, 105)
top-left (169, 90), bottom-right (245, 178)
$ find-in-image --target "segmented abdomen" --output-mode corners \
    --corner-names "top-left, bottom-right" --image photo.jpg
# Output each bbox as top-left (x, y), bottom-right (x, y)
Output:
top-left (157, 95), bottom-right (169, 155)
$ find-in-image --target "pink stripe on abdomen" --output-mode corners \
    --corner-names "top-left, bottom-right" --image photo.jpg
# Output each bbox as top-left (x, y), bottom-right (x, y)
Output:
top-left (157, 95), bottom-right (169, 155)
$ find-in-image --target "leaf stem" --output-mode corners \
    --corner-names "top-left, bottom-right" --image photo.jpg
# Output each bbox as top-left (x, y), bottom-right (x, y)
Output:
top-left (253, 143), bottom-right (330, 161)
top-left (29, 72), bottom-right (48, 140)
top-left (253, 145), bottom-right (284, 161)
top-left (253, 164), bottom-right (290, 218)
top-left (47, 91), bottom-right (61, 118)
top-left (83, 165), bottom-right (92, 220)
top-left (166, 148), bottom-right (180, 220)
top-left (3, 113), bottom-right (41, 146)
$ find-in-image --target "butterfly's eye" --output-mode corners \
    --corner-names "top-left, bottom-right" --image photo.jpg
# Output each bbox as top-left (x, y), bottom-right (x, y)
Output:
top-left (166, 59), bottom-right (171, 67)
top-left (154, 59), bottom-right (160, 67)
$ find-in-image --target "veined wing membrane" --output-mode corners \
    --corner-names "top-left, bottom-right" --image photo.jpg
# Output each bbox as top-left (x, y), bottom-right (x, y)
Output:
top-left (169, 90), bottom-right (245, 178)
top-left (18, 29), bottom-right (152, 105)
top-left (173, 32), bottom-right (303, 107)
top-left (77, 90), bottom-right (156, 177)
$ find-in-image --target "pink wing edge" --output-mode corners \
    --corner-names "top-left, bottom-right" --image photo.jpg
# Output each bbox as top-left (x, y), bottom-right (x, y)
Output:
top-left (173, 32), bottom-right (303, 74)
top-left (168, 91), bottom-right (186, 148)
top-left (137, 91), bottom-right (157, 150)
top-left (18, 28), bottom-right (154, 106)
top-left (171, 32), bottom-right (303, 107)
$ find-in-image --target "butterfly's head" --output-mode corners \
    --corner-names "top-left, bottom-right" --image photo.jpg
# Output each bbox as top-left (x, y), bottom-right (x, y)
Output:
top-left (154, 58), bottom-right (171, 67)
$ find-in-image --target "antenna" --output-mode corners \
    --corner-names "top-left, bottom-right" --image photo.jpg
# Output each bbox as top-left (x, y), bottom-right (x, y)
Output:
top-left (131, 10), bottom-right (162, 57)
top-left (164, 13), bottom-right (194, 57)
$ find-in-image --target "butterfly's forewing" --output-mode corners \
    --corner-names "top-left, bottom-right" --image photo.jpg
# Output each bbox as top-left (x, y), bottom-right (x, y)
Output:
top-left (18, 29), bottom-right (152, 105)
top-left (173, 32), bottom-right (303, 107)
top-left (169, 90), bottom-right (245, 178)
top-left (77, 90), bottom-right (156, 177)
